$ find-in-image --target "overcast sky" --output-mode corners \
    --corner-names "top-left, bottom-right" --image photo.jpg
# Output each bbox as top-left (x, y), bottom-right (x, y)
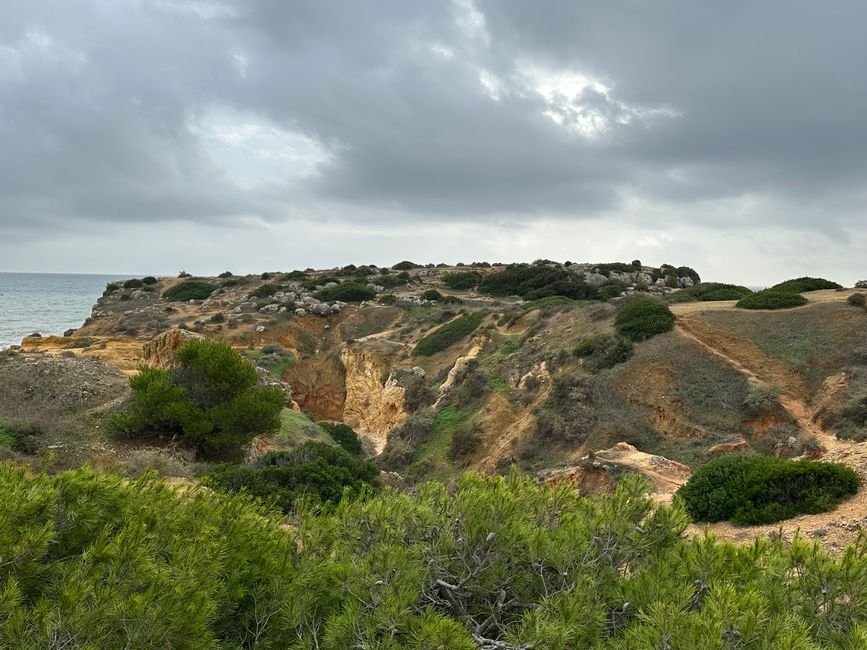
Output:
top-left (1, 1), bottom-right (865, 285)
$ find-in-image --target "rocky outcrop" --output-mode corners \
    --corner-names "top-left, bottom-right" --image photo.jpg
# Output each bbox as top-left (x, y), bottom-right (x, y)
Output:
top-left (434, 336), bottom-right (488, 407)
top-left (340, 344), bottom-right (408, 453)
top-left (142, 329), bottom-right (204, 368)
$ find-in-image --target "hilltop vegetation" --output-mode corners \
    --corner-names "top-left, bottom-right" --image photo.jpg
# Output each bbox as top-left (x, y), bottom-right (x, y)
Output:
top-left (5, 464), bottom-right (867, 648)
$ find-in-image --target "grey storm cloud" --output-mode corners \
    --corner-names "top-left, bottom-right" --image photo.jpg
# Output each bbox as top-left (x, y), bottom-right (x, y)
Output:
top-left (0, 0), bottom-right (866, 278)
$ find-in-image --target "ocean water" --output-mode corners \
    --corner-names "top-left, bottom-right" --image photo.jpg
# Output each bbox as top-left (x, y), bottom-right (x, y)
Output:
top-left (0, 273), bottom-right (129, 349)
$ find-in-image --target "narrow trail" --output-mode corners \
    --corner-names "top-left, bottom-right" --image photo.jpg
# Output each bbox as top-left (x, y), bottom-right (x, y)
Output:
top-left (675, 313), bottom-right (844, 451)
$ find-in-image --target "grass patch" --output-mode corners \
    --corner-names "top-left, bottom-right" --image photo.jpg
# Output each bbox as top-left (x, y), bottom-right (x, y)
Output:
top-left (272, 408), bottom-right (334, 449)
top-left (409, 406), bottom-right (473, 480)
top-left (413, 312), bottom-right (484, 356)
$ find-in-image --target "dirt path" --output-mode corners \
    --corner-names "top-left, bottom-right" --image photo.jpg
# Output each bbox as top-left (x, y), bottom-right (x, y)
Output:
top-left (673, 308), bottom-right (867, 549)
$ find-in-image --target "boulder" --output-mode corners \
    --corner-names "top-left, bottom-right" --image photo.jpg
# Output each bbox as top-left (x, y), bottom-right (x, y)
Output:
top-left (309, 302), bottom-right (333, 316)
top-left (294, 308), bottom-right (308, 316)
top-left (142, 329), bottom-right (204, 368)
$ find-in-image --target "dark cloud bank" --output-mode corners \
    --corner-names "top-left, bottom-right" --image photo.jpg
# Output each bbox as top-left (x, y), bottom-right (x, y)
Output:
top-left (1, 0), bottom-right (864, 284)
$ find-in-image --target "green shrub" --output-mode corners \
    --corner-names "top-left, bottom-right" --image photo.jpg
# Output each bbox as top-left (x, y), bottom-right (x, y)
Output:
top-left (123, 278), bottom-right (144, 289)
top-left (142, 276), bottom-right (158, 285)
top-left (314, 282), bottom-right (376, 302)
top-left (736, 289), bottom-right (808, 310)
top-left (534, 373), bottom-right (597, 443)
top-left (848, 293), bottom-right (866, 307)
top-left (7, 463), bottom-right (867, 647)
top-left (442, 271), bottom-right (481, 290)
top-left (413, 312), bottom-right (484, 356)
top-left (376, 274), bottom-right (407, 289)
top-left (207, 442), bottom-right (379, 511)
top-left (598, 281), bottom-right (627, 300)
top-left (422, 289), bottom-right (443, 301)
top-left (249, 283), bottom-right (280, 299)
top-left (218, 271), bottom-right (233, 278)
top-left (379, 294), bottom-right (397, 304)
top-left (163, 280), bottom-right (216, 302)
top-left (677, 454), bottom-right (858, 524)
top-left (111, 339), bottom-right (284, 455)
top-left (771, 277), bottom-right (842, 293)
top-left (667, 282), bottom-right (753, 303)
top-left (479, 264), bottom-right (598, 300)
top-left (319, 422), bottom-right (363, 456)
top-left (614, 299), bottom-right (675, 341)
top-left (0, 423), bottom-right (15, 448)
top-left (392, 260), bottom-right (418, 270)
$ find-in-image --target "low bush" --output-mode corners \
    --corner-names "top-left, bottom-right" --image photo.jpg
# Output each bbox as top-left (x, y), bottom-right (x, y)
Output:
top-left (111, 339), bottom-right (284, 455)
top-left (442, 271), bottom-right (482, 290)
top-left (574, 335), bottom-right (634, 370)
top-left (614, 299), bottom-right (675, 341)
top-left (736, 289), bottom-right (807, 310)
top-left (123, 278), bottom-right (144, 289)
top-left (440, 295), bottom-right (463, 304)
top-left (534, 373), bottom-right (597, 444)
top-left (677, 454), bottom-right (858, 524)
top-left (667, 282), bottom-right (753, 303)
top-left (392, 260), bottom-right (419, 270)
top-left (314, 282), bottom-right (376, 302)
top-left (847, 293), bottom-right (866, 307)
top-left (413, 312), bottom-right (484, 356)
top-left (249, 283), bottom-right (280, 299)
top-left (598, 280), bottom-right (627, 300)
top-left (142, 276), bottom-right (158, 285)
top-left (379, 293), bottom-right (397, 304)
top-left (770, 277), bottom-right (842, 293)
top-left (319, 422), bottom-right (363, 456)
top-left (207, 442), bottom-right (379, 511)
top-left (376, 274), bottom-right (408, 289)
top-left (163, 280), bottom-right (216, 302)
top-left (479, 264), bottom-right (599, 301)
top-left (217, 271), bottom-right (233, 278)
top-left (422, 289), bottom-right (443, 301)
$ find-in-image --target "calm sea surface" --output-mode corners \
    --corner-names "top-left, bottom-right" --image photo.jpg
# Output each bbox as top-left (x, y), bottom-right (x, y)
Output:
top-left (0, 273), bottom-right (129, 349)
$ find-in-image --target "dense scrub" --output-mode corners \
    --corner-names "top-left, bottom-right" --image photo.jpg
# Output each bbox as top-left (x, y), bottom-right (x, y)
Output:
top-left (614, 299), bottom-right (676, 341)
top-left (413, 312), bottom-right (484, 356)
top-left (667, 282), bottom-right (753, 303)
top-left (736, 289), bottom-right (808, 310)
top-left (771, 277), bottom-right (842, 293)
top-left (314, 282), bottom-right (376, 302)
top-left (6, 465), bottom-right (867, 648)
top-left (573, 334), bottom-right (634, 370)
top-left (111, 339), bottom-right (284, 454)
top-left (478, 263), bottom-right (599, 300)
top-left (678, 454), bottom-right (858, 524)
top-left (163, 280), bottom-right (217, 301)
top-left (319, 421), bottom-right (363, 456)
top-left (442, 271), bottom-right (481, 290)
top-left (207, 442), bottom-right (379, 511)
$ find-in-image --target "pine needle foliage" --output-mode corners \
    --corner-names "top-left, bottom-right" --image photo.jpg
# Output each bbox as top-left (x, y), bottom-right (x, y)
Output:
top-left (6, 464), bottom-right (867, 647)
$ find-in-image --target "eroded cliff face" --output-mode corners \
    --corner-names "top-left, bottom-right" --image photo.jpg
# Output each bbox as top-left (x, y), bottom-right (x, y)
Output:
top-left (340, 344), bottom-right (408, 453)
top-left (284, 354), bottom-right (346, 421)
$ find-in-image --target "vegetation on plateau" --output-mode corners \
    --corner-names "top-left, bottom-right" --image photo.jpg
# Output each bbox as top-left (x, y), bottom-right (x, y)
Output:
top-left (678, 454), bottom-right (858, 525)
top-left (736, 289), bottom-right (808, 310)
top-left (5, 464), bottom-right (867, 648)
top-left (413, 312), bottom-right (484, 356)
top-left (770, 277), bottom-right (842, 293)
top-left (163, 280), bottom-right (217, 302)
top-left (614, 299), bottom-right (676, 341)
top-left (313, 282), bottom-right (376, 302)
top-left (478, 263), bottom-right (599, 301)
top-left (111, 339), bottom-right (284, 454)
top-left (667, 282), bottom-right (753, 302)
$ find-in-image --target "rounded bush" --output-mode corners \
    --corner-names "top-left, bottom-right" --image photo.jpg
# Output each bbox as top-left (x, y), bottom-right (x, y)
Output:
top-left (770, 277), bottom-right (841, 293)
top-left (392, 260), bottom-right (418, 270)
top-left (123, 278), bottom-right (144, 289)
top-left (142, 276), bottom-right (158, 285)
top-left (614, 299), bottom-right (675, 341)
top-left (422, 289), bottom-right (443, 301)
top-left (847, 293), bottom-right (866, 307)
top-left (163, 281), bottom-right (216, 302)
top-left (314, 282), bottom-right (376, 302)
top-left (736, 290), bottom-right (807, 310)
top-left (677, 454), bottom-right (858, 524)
top-left (442, 271), bottom-right (481, 290)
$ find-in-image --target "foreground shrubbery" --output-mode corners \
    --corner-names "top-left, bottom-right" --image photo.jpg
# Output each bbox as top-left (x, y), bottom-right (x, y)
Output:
top-left (6, 465), bottom-right (867, 648)
top-left (207, 442), bottom-right (379, 511)
top-left (678, 454), bottom-right (858, 524)
top-left (413, 312), bottom-right (484, 356)
top-left (111, 339), bottom-right (284, 454)
top-left (771, 277), bottom-right (842, 293)
top-left (736, 289), bottom-right (808, 310)
top-left (162, 280), bottom-right (216, 301)
top-left (614, 299), bottom-right (676, 341)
